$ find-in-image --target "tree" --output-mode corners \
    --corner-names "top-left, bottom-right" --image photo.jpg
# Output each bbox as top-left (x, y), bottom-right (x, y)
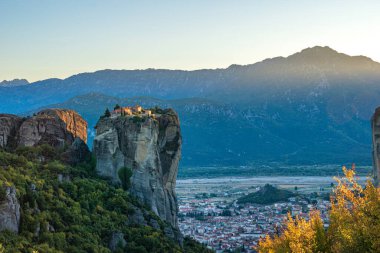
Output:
top-left (258, 166), bottom-right (380, 253)
top-left (114, 104), bottom-right (121, 110)
top-left (327, 166), bottom-right (380, 252)
top-left (118, 167), bottom-right (133, 190)
top-left (104, 108), bottom-right (111, 117)
top-left (294, 186), bottom-right (298, 191)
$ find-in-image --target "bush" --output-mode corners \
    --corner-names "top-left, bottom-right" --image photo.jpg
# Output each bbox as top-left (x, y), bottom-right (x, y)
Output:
top-left (104, 108), bottom-right (111, 117)
top-left (0, 187), bottom-right (6, 202)
top-left (258, 166), bottom-right (380, 253)
top-left (118, 167), bottom-right (133, 190)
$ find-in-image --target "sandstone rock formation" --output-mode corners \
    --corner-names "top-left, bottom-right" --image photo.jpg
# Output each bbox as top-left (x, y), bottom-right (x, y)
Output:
top-left (18, 109), bottom-right (87, 147)
top-left (94, 108), bottom-right (182, 229)
top-left (0, 109), bottom-right (89, 165)
top-left (372, 107), bottom-right (380, 186)
top-left (0, 114), bottom-right (23, 149)
top-left (0, 186), bottom-right (20, 233)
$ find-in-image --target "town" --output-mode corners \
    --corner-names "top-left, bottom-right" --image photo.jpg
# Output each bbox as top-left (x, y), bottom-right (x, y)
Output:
top-left (177, 178), bottom-right (332, 252)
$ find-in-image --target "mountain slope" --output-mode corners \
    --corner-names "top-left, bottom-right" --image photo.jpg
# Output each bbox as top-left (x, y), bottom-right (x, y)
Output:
top-left (35, 92), bottom-right (372, 167)
top-left (1, 46), bottom-right (380, 113)
top-left (1, 46), bottom-right (379, 166)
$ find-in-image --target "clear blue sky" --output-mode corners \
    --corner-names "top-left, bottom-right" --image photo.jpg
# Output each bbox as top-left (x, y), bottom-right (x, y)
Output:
top-left (1, 0), bottom-right (379, 82)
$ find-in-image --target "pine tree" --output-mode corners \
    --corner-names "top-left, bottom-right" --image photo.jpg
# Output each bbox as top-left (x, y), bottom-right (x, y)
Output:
top-left (104, 108), bottom-right (111, 117)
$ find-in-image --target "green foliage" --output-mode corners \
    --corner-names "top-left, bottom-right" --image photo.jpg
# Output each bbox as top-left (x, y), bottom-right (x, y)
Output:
top-left (183, 237), bottom-right (214, 253)
top-left (114, 104), bottom-right (121, 110)
top-left (150, 106), bottom-right (164, 114)
top-left (237, 184), bottom-right (295, 205)
top-left (104, 108), bottom-right (111, 117)
top-left (118, 167), bottom-right (133, 191)
top-left (0, 187), bottom-right (6, 202)
top-left (0, 147), bottom-right (205, 253)
top-left (131, 116), bottom-right (144, 123)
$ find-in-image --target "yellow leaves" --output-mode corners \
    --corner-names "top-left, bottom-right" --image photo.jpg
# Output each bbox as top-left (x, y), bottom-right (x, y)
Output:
top-left (258, 211), bottom-right (326, 253)
top-left (258, 166), bottom-right (380, 253)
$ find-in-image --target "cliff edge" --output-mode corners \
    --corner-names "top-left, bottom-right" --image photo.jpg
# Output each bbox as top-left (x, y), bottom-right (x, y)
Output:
top-left (372, 107), bottom-right (380, 186)
top-left (0, 109), bottom-right (89, 165)
top-left (94, 107), bottom-right (182, 229)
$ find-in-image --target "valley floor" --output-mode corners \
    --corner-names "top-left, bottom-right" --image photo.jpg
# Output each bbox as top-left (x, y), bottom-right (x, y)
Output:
top-left (176, 174), bottom-right (370, 252)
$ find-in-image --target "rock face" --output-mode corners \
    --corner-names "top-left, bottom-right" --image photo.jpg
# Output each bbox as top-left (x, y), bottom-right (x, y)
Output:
top-left (109, 232), bottom-right (127, 252)
top-left (0, 114), bottom-right (23, 149)
top-left (94, 108), bottom-right (181, 229)
top-left (372, 107), bottom-right (380, 186)
top-left (0, 109), bottom-right (89, 165)
top-left (18, 109), bottom-right (88, 147)
top-left (0, 186), bottom-right (20, 233)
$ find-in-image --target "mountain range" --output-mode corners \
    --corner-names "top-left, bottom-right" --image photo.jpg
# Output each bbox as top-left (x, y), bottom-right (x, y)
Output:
top-left (2, 46), bottom-right (380, 167)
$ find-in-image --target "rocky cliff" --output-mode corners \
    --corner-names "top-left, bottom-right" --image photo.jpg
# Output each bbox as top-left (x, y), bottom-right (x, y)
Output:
top-left (0, 109), bottom-right (89, 165)
top-left (0, 186), bottom-right (20, 233)
top-left (94, 108), bottom-right (182, 229)
top-left (0, 114), bottom-right (23, 149)
top-left (18, 109), bottom-right (88, 147)
top-left (372, 107), bottom-right (380, 186)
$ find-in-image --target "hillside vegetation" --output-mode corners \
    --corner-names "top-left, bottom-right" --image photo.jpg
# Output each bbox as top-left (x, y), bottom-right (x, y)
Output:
top-left (237, 184), bottom-right (295, 205)
top-left (0, 146), bottom-right (211, 253)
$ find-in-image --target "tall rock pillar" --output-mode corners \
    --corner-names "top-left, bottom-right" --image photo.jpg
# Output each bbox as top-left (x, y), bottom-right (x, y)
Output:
top-left (94, 108), bottom-right (182, 228)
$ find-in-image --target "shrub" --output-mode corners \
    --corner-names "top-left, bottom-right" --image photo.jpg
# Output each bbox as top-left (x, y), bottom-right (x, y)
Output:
top-left (258, 166), bottom-right (380, 253)
top-left (0, 187), bottom-right (6, 202)
top-left (118, 167), bottom-right (133, 190)
top-left (104, 108), bottom-right (111, 117)
top-left (114, 104), bottom-right (121, 110)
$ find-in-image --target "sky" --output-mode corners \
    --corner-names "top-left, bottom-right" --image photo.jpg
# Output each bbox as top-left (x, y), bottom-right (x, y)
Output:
top-left (0, 0), bottom-right (379, 82)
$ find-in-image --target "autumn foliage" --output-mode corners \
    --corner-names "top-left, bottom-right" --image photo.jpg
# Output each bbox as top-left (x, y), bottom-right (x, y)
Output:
top-left (258, 166), bottom-right (380, 253)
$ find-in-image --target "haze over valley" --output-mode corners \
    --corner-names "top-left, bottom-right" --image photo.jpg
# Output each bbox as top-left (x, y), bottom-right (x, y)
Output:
top-left (1, 46), bottom-right (379, 169)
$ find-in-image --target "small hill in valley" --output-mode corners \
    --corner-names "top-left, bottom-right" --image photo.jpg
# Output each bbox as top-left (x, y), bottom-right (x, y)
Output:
top-left (237, 184), bottom-right (295, 205)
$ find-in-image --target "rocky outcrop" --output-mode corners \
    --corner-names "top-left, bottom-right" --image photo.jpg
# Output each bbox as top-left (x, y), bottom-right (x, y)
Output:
top-left (372, 107), bottom-right (380, 186)
top-left (109, 232), bottom-right (127, 252)
top-left (0, 186), bottom-right (20, 233)
top-left (0, 109), bottom-right (89, 165)
top-left (61, 138), bottom-right (90, 165)
top-left (94, 108), bottom-right (182, 229)
top-left (18, 109), bottom-right (87, 147)
top-left (0, 114), bottom-right (23, 149)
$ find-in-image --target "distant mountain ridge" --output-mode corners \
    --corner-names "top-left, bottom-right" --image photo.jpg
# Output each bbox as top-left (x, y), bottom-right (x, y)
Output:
top-left (0, 79), bottom-right (29, 87)
top-left (1, 46), bottom-right (380, 166)
top-left (2, 46), bottom-right (379, 113)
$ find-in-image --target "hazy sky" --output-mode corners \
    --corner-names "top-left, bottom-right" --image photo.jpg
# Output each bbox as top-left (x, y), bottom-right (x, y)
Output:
top-left (1, 0), bottom-right (379, 82)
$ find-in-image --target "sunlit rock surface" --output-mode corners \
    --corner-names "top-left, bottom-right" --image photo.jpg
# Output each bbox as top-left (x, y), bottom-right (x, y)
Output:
top-left (94, 108), bottom-right (182, 228)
